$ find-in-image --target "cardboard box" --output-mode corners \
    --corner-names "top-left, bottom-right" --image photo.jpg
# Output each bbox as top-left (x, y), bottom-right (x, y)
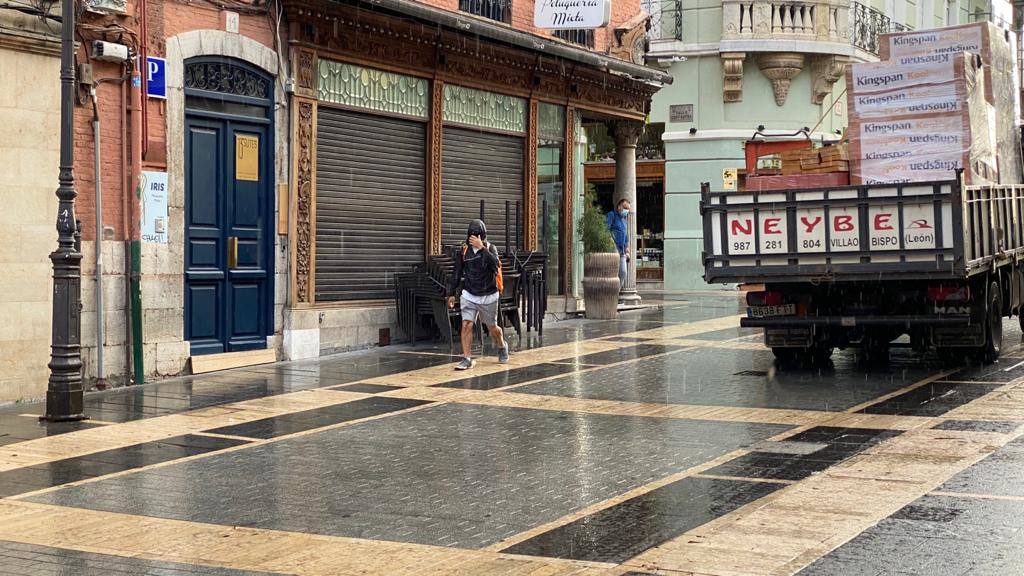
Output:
top-left (848, 53), bottom-right (997, 185)
top-left (878, 22), bottom-right (1021, 184)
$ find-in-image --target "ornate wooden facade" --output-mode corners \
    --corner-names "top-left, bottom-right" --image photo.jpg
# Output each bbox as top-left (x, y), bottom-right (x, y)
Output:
top-left (284, 0), bottom-right (659, 306)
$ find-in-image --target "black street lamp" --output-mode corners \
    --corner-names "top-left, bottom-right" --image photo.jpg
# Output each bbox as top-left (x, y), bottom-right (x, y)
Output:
top-left (44, 0), bottom-right (86, 422)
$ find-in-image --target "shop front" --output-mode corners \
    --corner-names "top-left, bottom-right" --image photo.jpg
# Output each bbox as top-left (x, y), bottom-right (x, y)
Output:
top-left (583, 159), bottom-right (666, 289)
top-left (280, 0), bottom-right (669, 357)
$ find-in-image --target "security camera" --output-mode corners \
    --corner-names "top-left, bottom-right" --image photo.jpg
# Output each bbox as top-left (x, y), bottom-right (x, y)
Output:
top-left (93, 41), bottom-right (130, 63)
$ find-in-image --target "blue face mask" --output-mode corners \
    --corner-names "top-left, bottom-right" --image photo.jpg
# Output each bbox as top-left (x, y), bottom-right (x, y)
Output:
top-left (619, 209), bottom-right (630, 217)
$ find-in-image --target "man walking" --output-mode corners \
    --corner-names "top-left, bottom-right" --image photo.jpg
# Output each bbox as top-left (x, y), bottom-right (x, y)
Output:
top-left (447, 219), bottom-right (509, 370)
top-left (606, 198), bottom-right (630, 287)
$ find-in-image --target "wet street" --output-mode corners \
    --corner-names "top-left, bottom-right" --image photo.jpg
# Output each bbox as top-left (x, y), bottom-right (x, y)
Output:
top-left (2, 292), bottom-right (1024, 575)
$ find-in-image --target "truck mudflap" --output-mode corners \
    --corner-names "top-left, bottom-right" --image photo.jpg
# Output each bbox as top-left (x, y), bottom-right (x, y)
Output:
top-left (741, 315), bottom-right (972, 328)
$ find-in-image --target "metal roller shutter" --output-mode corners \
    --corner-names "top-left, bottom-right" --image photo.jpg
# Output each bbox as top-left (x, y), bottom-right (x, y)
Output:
top-left (316, 108), bottom-right (426, 301)
top-left (441, 127), bottom-right (524, 249)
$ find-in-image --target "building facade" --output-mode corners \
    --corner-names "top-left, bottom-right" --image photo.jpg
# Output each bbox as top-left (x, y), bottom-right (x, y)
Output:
top-left (0, 6), bottom-right (61, 401)
top-left (0, 0), bottom-right (667, 403)
top-left (647, 0), bottom-right (1016, 290)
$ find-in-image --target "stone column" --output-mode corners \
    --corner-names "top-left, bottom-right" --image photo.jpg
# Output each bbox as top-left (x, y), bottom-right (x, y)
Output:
top-left (612, 120), bottom-right (644, 305)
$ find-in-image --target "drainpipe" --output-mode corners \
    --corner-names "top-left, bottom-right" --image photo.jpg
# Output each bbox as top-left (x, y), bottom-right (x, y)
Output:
top-left (122, 78), bottom-right (132, 385)
top-left (90, 87), bottom-right (106, 389)
top-left (129, 70), bottom-right (145, 386)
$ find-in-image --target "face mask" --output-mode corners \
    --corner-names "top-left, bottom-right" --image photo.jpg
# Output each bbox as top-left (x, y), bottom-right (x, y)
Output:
top-left (619, 209), bottom-right (630, 217)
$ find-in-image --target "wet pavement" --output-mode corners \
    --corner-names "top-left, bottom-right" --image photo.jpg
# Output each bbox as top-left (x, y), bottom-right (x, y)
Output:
top-left (1, 291), bottom-right (1024, 575)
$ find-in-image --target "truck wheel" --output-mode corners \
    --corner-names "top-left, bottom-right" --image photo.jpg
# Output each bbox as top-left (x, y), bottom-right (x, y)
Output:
top-left (979, 282), bottom-right (1002, 364)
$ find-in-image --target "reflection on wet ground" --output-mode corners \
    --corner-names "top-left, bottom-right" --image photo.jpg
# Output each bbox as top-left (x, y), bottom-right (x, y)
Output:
top-left (3, 291), bottom-right (1024, 575)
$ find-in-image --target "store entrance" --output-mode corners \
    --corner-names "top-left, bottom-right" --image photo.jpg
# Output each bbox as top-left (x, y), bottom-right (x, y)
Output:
top-left (584, 160), bottom-right (666, 287)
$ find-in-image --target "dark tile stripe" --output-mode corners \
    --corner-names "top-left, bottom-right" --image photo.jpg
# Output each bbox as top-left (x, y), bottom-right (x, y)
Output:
top-left (0, 540), bottom-right (288, 575)
top-left (432, 363), bottom-right (583, 391)
top-left (0, 434), bottom-right (248, 498)
top-left (933, 420), bottom-right (1023, 433)
top-left (328, 383), bottom-right (404, 394)
top-left (502, 477), bottom-right (782, 563)
top-left (571, 344), bottom-right (684, 366)
top-left (206, 397), bottom-right (433, 439)
top-left (704, 427), bottom-right (902, 483)
top-left (857, 382), bottom-right (1002, 416)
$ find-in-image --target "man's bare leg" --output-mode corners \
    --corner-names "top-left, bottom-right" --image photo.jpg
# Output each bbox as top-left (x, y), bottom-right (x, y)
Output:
top-left (461, 320), bottom-right (475, 359)
top-left (487, 324), bottom-right (506, 349)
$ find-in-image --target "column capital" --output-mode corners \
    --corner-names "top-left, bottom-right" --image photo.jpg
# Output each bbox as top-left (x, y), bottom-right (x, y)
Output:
top-left (611, 120), bottom-right (644, 148)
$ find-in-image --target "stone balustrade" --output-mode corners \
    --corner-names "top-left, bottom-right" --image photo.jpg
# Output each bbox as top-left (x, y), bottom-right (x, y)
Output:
top-left (722, 0), bottom-right (849, 45)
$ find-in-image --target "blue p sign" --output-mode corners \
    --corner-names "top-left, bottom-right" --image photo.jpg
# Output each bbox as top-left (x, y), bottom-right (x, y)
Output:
top-left (147, 57), bottom-right (166, 100)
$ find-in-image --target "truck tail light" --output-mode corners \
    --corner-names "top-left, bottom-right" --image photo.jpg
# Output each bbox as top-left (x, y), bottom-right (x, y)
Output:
top-left (928, 285), bottom-right (970, 302)
top-left (747, 291), bottom-right (784, 306)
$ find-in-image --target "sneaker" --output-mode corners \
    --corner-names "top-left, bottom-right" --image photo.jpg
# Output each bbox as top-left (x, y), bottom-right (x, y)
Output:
top-left (497, 346), bottom-right (509, 364)
top-left (455, 357), bottom-right (475, 370)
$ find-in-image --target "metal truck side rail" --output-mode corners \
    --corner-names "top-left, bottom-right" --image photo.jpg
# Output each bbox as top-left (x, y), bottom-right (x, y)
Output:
top-left (701, 177), bottom-right (962, 284)
top-left (701, 175), bottom-right (1024, 285)
top-left (962, 184), bottom-right (1024, 273)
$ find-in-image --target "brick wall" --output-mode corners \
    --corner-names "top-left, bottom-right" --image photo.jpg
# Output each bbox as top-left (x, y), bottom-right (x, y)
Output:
top-left (73, 0), bottom-right (274, 242)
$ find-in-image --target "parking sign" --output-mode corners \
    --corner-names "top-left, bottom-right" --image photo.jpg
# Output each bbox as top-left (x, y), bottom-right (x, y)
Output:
top-left (147, 56), bottom-right (166, 99)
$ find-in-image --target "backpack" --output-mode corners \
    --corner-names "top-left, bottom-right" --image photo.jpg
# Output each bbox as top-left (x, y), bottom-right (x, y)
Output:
top-left (462, 244), bottom-right (504, 293)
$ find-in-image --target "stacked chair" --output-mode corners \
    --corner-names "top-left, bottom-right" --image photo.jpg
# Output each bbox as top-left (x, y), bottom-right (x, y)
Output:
top-left (392, 202), bottom-right (548, 350)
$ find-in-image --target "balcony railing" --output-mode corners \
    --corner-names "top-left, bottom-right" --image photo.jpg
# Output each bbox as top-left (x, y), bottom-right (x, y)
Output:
top-left (553, 29), bottom-right (596, 48)
top-left (459, 0), bottom-right (511, 24)
top-left (851, 1), bottom-right (910, 55)
top-left (642, 0), bottom-right (683, 42)
top-left (722, 0), bottom-right (849, 44)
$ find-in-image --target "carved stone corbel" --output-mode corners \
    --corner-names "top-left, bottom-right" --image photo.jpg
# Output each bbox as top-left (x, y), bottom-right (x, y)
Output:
top-left (810, 55), bottom-right (849, 105)
top-left (721, 52), bottom-right (745, 103)
top-left (757, 52), bottom-right (805, 106)
top-left (609, 12), bottom-right (651, 65)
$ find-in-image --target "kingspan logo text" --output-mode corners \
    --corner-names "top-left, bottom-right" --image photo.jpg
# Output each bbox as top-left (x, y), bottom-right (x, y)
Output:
top-left (864, 122), bottom-right (912, 134)
top-left (894, 34), bottom-right (937, 47)
top-left (856, 73), bottom-right (904, 88)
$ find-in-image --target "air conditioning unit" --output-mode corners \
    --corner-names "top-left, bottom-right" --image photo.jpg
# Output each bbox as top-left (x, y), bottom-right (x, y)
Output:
top-left (85, 0), bottom-right (127, 15)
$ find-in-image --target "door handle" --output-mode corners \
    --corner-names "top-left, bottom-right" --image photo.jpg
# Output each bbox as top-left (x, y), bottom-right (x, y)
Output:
top-left (227, 236), bottom-right (238, 269)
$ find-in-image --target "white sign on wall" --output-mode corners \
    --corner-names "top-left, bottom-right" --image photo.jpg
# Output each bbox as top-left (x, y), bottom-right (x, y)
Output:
top-left (534, 0), bottom-right (611, 29)
top-left (140, 171), bottom-right (168, 244)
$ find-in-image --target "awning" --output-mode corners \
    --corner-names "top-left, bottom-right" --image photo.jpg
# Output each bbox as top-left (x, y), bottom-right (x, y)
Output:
top-left (334, 0), bottom-right (674, 85)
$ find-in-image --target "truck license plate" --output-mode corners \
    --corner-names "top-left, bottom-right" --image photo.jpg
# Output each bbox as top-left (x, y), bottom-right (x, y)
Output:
top-left (748, 304), bottom-right (796, 318)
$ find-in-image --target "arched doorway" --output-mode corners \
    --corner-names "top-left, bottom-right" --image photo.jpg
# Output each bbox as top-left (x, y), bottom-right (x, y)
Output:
top-left (183, 57), bottom-right (275, 355)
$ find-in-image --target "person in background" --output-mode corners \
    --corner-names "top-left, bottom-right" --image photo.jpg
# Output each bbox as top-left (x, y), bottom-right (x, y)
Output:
top-left (447, 219), bottom-right (509, 370)
top-left (606, 198), bottom-right (630, 287)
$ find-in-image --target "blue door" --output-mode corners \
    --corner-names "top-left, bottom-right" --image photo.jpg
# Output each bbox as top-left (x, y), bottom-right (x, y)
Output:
top-left (183, 58), bottom-right (274, 356)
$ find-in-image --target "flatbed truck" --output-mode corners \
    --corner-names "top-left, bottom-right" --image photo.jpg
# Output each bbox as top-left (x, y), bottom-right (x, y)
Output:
top-left (700, 172), bottom-right (1024, 364)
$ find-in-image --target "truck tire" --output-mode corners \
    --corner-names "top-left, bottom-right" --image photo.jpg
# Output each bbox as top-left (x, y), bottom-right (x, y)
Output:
top-left (979, 282), bottom-right (1002, 364)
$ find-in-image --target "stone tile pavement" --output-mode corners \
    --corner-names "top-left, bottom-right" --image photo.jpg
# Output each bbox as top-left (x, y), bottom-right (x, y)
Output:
top-left (1, 292), bottom-right (1024, 575)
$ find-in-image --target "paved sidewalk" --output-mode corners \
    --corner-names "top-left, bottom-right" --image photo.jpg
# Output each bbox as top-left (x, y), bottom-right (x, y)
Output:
top-left (2, 292), bottom-right (1024, 575)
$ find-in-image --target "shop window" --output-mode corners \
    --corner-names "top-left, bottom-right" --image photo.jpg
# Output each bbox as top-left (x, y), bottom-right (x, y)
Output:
top-left (459, 0), bottom-right (511, 23)
top-left (553, 29), bottom-right (595, 48)
top-left (538, 103), bottom-right (565, 295)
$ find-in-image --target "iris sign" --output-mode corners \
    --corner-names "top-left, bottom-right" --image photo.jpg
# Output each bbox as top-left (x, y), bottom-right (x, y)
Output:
top-left (534, 0), bottom-right (610, 29)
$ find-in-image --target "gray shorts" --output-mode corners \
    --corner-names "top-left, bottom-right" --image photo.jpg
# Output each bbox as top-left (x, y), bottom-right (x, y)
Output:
top-left (461, 296), bottom-right (498, 326)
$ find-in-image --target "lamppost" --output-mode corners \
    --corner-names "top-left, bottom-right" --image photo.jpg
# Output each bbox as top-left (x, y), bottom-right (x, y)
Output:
top-left (44, 0), bottom-right (86, 422)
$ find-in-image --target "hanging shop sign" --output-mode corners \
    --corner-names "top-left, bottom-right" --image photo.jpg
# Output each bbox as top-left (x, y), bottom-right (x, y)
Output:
top-left (140, 171), bottom-right (168, 243)
top-left (534, 0), bottom-right (610, 29)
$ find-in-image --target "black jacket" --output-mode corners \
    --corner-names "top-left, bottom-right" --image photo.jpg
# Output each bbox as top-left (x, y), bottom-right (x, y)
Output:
top-left (449, 242), bottom-right (501, 297)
